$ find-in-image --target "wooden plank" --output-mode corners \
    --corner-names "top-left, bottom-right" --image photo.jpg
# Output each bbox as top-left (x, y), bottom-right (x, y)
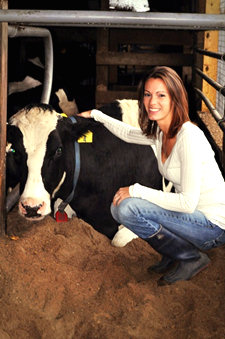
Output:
top-left (96, 90), bottom-right (137, 106)
top-left (96, 52), bottom-right (193, 66)
top-left (194, 0), bottom-right (206, 90)
top-left (202, 30), bottom-right (219, 109)
top-left (193, 31), bottom-right (205, 93)
top-left (202, 0), bottom-right (220, 110)
top-left (0, 0), bottom-right (8, 235)
top-left (109, 29), bottom-right (194, 46)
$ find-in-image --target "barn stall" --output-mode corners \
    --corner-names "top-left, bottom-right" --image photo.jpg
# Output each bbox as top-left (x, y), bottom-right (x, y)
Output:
top-left (0, 1), bottom-right (225, 338)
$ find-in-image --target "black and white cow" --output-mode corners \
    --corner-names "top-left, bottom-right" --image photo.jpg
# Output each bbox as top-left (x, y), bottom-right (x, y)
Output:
top-left (6, 99), bottom-right (138, 191)
top-left (7, 103), bottom-right (162, 245)
top-left (6, 56), bottom-right (78, 191)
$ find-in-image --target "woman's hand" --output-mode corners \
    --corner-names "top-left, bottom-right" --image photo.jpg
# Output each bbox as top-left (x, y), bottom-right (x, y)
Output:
top-left (113, 187), bottom-right (130, 206)
top-left (76, 110), bottom-right (92, 118)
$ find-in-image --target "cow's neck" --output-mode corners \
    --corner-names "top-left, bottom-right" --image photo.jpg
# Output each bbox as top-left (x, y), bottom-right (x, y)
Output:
top-left (55, 135), bottom-right (80, 205)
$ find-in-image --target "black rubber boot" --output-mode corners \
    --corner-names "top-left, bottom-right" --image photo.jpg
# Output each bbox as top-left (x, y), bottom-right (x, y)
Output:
top-left (147, 255), bottom-right (175, 274)
top-left (145, 225), bottom-right (210, 284)
top-left (158, 252), bottom-right (210, 285)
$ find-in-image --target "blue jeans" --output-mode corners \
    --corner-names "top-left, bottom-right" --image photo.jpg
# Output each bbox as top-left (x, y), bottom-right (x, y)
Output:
top-left (111, 198), bottom-right (225, 251)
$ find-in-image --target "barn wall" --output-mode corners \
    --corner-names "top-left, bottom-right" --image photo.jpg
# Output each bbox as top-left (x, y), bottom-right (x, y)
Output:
top-left (95, 28), bottom-right (194, 107)
top-left (95, 0), bottom-right (195, 107)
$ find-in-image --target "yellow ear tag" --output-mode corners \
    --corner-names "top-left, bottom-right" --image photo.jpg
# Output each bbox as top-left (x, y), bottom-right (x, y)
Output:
top-left (78, 130), bottom-right (93, 143)
top-left (61, 113), bottom-right (68, 118)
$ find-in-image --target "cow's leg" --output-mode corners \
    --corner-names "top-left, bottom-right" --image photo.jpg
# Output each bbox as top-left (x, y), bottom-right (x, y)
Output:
top-left (111, 224), bottom-right (138, 247)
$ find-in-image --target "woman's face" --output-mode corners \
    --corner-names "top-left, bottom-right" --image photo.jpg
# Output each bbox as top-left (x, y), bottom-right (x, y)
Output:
top-left (143, 77), bottom-right (173, 129)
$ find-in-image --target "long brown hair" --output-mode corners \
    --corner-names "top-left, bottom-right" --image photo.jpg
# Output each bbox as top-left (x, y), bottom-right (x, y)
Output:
top-left (138, 66), bottom-right (190, 139)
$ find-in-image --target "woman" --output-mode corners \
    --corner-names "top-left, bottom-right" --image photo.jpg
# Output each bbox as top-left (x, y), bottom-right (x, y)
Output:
top-left (78, 66), bottom-right (225, 285)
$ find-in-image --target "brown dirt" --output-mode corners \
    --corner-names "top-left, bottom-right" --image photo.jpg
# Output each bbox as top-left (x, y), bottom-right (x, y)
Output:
top-left (198, 111), bottom-right (223, 150)
top-left (1, 207), bottom-right (225, 339)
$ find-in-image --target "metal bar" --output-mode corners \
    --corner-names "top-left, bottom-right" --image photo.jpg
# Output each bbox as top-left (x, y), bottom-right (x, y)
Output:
top-left (42, 30), bottom-right (53, 104)
top-left (8, 25), bottom-right (53, 104)
top-left (195, 67), bottom-right (225, 96)
top-left (194, 87), bottom-right (225, 132)
top-left (195, 48), bottom-right (225, 61)
top-left (0, 10), bottom-right (225, 30)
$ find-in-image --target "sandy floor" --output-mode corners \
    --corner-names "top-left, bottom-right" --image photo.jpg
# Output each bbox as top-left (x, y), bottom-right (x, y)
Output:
top-left (0, 207), bottom-right (224, 339)
top-left (198, 111), bottom-right (223, 150)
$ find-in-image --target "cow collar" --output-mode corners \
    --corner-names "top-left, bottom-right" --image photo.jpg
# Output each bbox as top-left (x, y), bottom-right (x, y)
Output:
top-left (57, 116), bottom-right (81, 216)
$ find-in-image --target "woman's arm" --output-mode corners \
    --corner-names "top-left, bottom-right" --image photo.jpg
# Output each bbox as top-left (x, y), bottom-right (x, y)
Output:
top-left (78, 109), bottom-right (154, 146)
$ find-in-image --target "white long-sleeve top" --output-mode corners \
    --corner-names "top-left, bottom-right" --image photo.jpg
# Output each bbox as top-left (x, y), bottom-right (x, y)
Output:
top-left (91, 109), bottom-right (225, 229)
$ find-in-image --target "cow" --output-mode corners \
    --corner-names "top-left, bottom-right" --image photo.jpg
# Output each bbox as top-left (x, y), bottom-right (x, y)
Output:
top-left (6, 55), bottom-right (78, 192)
top-left (7, 103), bottom-right (162, 246)
top-left (6, 99), bottom-right (137, 192)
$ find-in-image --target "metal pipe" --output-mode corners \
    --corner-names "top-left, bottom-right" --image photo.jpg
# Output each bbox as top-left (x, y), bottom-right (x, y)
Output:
top-left (195, 48), bottom-right (225, 61)
top-left (194, 87), bottom-right (225, 132)
top-left (41, 30), bottom-right (53, 103)
top-left (8, 25), bottom-right (53, 104)
top-left (195, 67), bottom-right (225, 96)
top-left (1, 10), bottom-right (225, 30)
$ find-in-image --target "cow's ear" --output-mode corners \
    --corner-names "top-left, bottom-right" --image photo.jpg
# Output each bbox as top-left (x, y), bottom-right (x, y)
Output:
top-left (57, 116), bottom-right (99, 141)
top-left (71, 118), bottom-right (99, 141)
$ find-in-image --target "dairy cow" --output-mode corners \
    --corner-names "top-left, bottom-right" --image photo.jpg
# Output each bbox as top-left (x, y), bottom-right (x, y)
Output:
top-left (7, 103), bottom-right (162, 245)
top-left (6, 99), bottom-right (138, 191)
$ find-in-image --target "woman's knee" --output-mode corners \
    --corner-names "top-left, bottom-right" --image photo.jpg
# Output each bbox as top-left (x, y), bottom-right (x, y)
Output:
top-left (110, 203), bottom-right (120, 223)
top-left (110, 198), bottom-right (134, 222)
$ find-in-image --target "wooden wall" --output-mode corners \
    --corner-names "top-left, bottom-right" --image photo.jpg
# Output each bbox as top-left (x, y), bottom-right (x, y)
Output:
top-left (0, 0), bottom-right (8, 235)
top-left (95, 28), bottom-right (194, 107)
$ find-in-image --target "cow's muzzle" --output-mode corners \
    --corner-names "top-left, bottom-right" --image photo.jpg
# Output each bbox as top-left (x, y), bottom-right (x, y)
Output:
top-left (19, 198), bottom-right (48, 220)
top-left (21, 202), bottom-right (42, 218)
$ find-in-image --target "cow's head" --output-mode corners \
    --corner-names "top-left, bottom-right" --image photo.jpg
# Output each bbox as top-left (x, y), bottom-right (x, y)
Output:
top-left (7, 103), bottom-right (92, 220)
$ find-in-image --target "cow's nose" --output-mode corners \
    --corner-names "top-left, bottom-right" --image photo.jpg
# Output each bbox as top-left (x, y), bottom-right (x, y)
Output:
top-left (22, 203), bottom-right (42, 218)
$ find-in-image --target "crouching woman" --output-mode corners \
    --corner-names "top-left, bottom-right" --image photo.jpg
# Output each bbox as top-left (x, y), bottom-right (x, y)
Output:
top-left (78, 66), bottom-right (225, 285)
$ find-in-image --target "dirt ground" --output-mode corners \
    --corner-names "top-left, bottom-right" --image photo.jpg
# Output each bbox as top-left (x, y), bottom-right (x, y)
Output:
top-left (0, 207), bottom-right (223, 339)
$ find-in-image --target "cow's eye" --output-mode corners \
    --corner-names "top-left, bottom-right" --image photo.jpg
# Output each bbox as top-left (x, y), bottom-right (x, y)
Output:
top-left (55, 147), bottom-right (62, 157)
